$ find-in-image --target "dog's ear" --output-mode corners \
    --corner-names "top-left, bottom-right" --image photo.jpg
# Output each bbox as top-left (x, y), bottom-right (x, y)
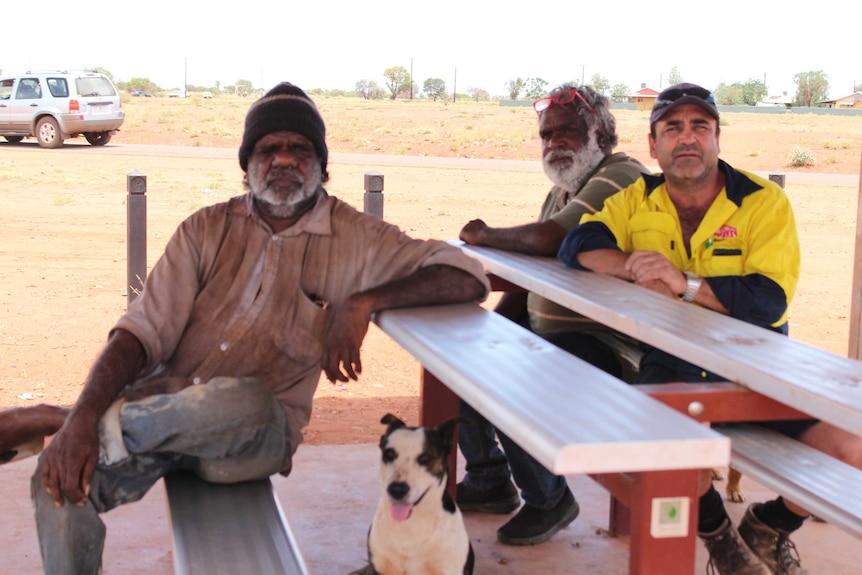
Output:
top-left (380, 413), bottom-right (407, 432)
top-left (434, 416), bottom-right (470, 455)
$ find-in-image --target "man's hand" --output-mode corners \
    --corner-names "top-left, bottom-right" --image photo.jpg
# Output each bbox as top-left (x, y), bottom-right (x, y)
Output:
top-left (459, 219), bottom-right (489, 246)
top-left (321, 295), bottom-right (373, 382)
top-left (625, 251), bottom-right (686, 296)
top-left (40, 414), bottom-right (100, 507)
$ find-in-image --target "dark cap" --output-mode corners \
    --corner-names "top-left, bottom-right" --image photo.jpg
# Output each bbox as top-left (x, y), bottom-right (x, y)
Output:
top-left (238, 82), bottom-right (328, 178)
top-left (650, 83), bottom-right (719, 128)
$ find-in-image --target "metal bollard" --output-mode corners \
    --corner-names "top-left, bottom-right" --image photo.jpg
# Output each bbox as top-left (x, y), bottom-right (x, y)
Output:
top-left (363, 171), bottom-right (385, 219)
top-left (768, 172), bottom-right (786, 189)
top-left (126, 171), bottom-right (147, 306)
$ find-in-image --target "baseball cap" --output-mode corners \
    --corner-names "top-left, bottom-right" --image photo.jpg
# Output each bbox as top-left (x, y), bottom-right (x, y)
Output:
top-left (650, 83), bottom-right (719, 128)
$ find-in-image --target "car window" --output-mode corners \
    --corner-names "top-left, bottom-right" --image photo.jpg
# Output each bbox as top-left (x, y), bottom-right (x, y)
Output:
top-left (75, 77), bottom-right (116, 97)
top-left (0, 79), bottom-right (13, 100)
top-left (47, 78), bottom-right (69, 98)
top-left (16, 78), bottom-right (42, 100)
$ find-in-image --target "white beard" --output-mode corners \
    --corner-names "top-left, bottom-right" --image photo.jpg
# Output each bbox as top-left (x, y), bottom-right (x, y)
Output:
top-left (542, 129), bottom-right (606, 194)
top-left (250, 162), bottom-right (323, 219)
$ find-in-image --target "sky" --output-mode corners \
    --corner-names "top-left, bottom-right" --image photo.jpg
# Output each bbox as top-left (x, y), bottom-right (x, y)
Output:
top-left (4, 1), bottom-right (859, 99)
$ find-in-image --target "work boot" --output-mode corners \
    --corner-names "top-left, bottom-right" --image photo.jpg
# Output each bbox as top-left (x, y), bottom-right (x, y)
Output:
top-left (738, 504), bottom-right (810, 575)
top-left (456, 479), bottom-right (520, 514)
top-left (700, 517), bottom-right (770, 575)
top-left (496, 487), bottom-right (579, 545)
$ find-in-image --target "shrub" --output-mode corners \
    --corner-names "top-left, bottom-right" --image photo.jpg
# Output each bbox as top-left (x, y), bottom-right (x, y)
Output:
top-left (788, 146), bottom-right (815, 167)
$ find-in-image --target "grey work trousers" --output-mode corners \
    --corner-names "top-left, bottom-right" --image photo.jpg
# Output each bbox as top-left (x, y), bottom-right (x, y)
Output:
top-left (30, 376), bottom-right (292, 575)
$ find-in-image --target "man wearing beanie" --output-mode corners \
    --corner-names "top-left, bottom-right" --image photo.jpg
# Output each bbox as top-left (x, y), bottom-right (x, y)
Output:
top-left (1, 81), bottom-right (489, 574)
top-left (559, 82), bottom-right (862, 574)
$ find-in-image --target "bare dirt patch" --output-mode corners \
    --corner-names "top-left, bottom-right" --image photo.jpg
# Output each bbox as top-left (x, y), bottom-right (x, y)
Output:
top-left (1, 97), bottom-right (860, 446)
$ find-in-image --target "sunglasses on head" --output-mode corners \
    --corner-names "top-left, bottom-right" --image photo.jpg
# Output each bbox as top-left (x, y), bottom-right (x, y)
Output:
top-left (654, 86), bottom-right (716, 108)
top-left (533, 88), bottom-right (595, 115)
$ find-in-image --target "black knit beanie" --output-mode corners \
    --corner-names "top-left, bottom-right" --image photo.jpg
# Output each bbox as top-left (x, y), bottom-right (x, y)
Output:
top-left (238, 82), bottom-right (328, 178)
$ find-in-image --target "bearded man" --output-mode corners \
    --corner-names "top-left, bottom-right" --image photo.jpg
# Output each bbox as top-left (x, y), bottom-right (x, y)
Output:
top-left (0, 81), bottom-right (488, 574)
top-left (456, 84), bottom-right (649, 546)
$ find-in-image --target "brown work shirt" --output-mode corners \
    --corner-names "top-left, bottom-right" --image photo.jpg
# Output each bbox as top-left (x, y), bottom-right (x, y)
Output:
top-left (115, 192), bottom-right (488, 456)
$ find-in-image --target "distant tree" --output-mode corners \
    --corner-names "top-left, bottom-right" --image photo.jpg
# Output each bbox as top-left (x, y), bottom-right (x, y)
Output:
top-left (399, 80), bottom-right (419, 100)
top-left (423, 78), bottom-right (447, 101)
top-left (235, 79), bottom-right (254, 96)
top-left (214, 80), bottom-right (221, 92)
top-left (355, 79), bottom-right (375, 99)
top-left (737, 79), bottom-right (767, 105)
top-left (354, 79), bottom-right (385, 100)
top-left (714, 82), bottom-right (744, 105)
top-left (668, 66), bottom-right (684, 86)
top-left (855, 82), bottom-right (862, 93)
top-left (590, 73), bottom-right (610, 96)
top-left (524, 77), bottom-right (548, 100)
top-left (609, 83), bottom-right (631, 103)
top-left (794, 70), bottom-right (829, 106)
top-left (383, 66), bottom-right (411, 100)
top-left (467, 86), bottom-right (490, 102)
top-left (505, 78), bottom-right (525, 100)
top-left (127, 77), bottom-right (158, 93)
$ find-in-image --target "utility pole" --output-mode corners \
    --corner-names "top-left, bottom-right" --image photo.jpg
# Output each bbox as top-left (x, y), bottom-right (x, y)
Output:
top-left (453, 67), bottom-right (457, 103)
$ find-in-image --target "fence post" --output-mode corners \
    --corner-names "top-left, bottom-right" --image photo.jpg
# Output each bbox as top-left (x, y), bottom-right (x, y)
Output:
top-left (849, 148), bottom-right (862, 359)
top-left (127, 171), bottom-right (147, 306)
top-left (364, 171), bottom-right (385, 219)
top-left (768, 172), bottom-right (786, 189)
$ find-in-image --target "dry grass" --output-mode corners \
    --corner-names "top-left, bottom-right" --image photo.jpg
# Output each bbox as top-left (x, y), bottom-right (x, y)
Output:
top-left (114, 95), bottom-right (862, 173)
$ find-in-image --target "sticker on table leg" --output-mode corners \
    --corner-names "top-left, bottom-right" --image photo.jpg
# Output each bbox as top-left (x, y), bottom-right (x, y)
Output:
top-left (650, 497), bottom-right (690, 538)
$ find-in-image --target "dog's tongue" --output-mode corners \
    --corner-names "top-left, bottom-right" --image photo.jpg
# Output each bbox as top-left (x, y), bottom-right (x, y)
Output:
top-left (390, 501), bottom-right (413, 522)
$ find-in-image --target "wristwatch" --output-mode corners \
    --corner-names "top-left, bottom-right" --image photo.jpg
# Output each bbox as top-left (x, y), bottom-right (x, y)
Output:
top-left (681, 272), bottom-right (702, 302)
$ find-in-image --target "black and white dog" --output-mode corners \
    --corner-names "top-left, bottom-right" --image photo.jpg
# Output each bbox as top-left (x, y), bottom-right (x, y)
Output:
top-left (351, 413), bottom-right (474, 575)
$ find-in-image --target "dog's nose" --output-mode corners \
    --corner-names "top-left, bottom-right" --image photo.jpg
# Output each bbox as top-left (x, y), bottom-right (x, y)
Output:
top-left (387, 481), bottom-right (410, 501)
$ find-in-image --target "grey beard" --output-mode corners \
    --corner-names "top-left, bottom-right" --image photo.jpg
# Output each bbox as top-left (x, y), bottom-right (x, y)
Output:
top-left (542, 135), bottom-right (606, 193)
top-left (251, 164), bottom-right (323, 220)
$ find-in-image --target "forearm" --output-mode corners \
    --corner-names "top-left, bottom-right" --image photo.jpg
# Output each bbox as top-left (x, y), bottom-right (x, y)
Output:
top-left (465, 221), bottom-right (567, 256)
top-left (689, 279), bottom-right (730, 315)
top-left (68, 328), bottom-right (147, 425)
top-left (321, 265), bottom-right (485, 382)
top-left (577, 249), bottom-right (633, 280)
top-left (353, 265), bottom-right (485, 314)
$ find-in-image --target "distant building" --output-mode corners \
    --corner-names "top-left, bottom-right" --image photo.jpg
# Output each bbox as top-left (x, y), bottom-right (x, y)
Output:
top-left (628, 84), bottom-right (659, 111)
top-left (817, 92), bottom-right (862, 109)
top-left (756, 92), bottom-right (793, 108)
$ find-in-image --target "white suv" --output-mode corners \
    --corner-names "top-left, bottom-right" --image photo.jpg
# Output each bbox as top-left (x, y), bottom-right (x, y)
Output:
top-left (0, 70), bottom-right (125, 148)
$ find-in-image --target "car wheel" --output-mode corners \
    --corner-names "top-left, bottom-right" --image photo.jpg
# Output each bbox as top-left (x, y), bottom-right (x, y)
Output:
top-left (3, 136), bottom-right (25, 143)
top-left (85, 132), bottom-right (112, 146)
top-left (35, 117), bottom-right (63, 149)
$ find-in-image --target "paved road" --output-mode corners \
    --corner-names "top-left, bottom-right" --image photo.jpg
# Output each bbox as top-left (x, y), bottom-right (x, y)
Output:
top-left (5, 142), bottom-right (860, 187)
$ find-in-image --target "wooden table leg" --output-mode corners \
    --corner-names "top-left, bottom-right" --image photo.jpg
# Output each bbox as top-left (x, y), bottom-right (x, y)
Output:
top-left (420, 367), bottom-right (460, 496)
top-left (627, 469), bottom-right (700, 575)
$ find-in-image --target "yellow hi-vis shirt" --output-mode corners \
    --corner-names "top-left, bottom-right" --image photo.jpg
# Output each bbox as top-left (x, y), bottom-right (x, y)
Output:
top-left (560, 160), bottom-right (800, 330)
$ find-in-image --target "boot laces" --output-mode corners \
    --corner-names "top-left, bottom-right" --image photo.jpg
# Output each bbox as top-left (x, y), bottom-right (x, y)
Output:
top-left (776, 534), bottom-right (803, 572)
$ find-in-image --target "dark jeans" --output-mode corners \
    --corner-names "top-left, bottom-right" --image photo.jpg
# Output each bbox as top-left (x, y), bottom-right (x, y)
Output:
top-left (458, 330), bottom-right (622, 509)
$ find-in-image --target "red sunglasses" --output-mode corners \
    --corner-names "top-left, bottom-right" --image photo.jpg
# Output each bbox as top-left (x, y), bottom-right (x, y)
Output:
top-left (533, 88), bottom-right (595, 115)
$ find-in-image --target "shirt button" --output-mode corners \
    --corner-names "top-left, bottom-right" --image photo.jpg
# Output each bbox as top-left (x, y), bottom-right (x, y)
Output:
top-left (220, 342), bottom-right (229, 352)
top-left (193, 377), bottom-right (201, 385)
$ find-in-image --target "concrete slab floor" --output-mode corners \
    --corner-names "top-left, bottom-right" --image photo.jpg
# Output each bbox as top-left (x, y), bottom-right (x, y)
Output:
top-left (2, 443), bottom-right (860, 574)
